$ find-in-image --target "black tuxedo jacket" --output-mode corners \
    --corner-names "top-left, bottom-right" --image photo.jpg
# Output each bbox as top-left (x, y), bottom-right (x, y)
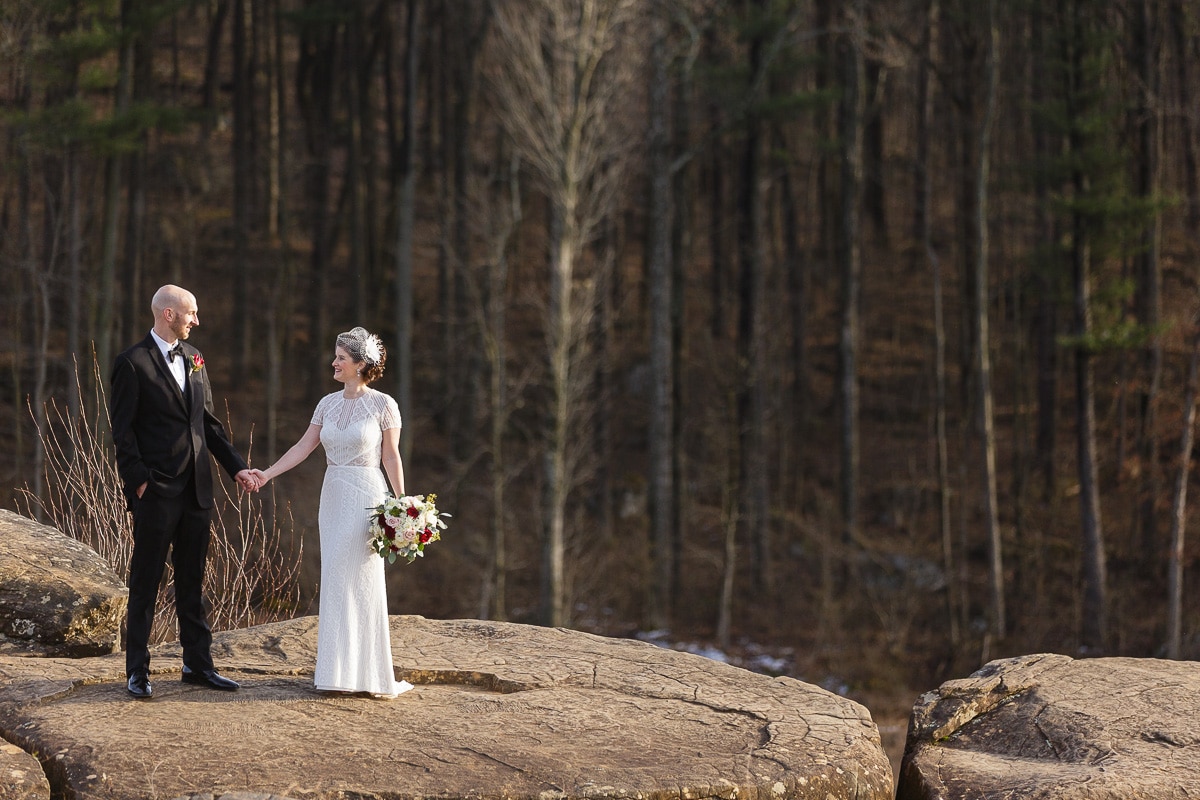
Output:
top-left (110, 333), bottom-right (248, 511)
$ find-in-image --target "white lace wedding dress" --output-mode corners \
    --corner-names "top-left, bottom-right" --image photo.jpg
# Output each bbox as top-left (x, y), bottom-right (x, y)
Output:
top-left (311, 388), bottom-right (414, 698)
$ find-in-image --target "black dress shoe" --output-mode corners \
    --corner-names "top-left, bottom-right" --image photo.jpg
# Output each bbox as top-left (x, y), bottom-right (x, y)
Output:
top-left (127, 672), bottom-right (153, 699)
top-left (181, 667), bottom-right (239, 691)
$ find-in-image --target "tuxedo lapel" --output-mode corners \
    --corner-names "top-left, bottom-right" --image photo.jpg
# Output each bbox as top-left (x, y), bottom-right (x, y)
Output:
top-left (182, 350), bottom-right (195, 415)
top-left (178, 343), bottom-right (199, 415)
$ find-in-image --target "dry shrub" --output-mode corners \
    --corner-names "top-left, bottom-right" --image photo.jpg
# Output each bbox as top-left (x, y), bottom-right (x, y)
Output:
top-left (16, 357), bottom-right (303, 644)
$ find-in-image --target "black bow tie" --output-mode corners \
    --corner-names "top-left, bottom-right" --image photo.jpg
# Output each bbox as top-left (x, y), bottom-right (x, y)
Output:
top-left (168, 343), bottom-right (184, 362)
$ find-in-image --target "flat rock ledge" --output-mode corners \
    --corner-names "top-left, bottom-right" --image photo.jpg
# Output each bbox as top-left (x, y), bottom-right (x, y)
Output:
top-left (897, 652), bottom-right (1200, 799)
top-left (0, 509), bottom-right (127, 657)
top-left (0, 615), bottom-right (892, 800)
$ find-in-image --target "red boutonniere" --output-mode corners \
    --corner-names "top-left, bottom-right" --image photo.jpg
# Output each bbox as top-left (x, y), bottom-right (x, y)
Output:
top-left (190, 354), bottom-right (205, 373)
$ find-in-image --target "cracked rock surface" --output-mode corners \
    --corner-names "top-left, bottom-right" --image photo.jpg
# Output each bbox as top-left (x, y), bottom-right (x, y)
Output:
top-left (0, 616), bottom-right (893, 800)
top-left (897, 652), bottom-right (1200, 799)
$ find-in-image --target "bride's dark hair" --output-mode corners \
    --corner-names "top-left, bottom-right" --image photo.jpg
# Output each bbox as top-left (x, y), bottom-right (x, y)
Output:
top-left (336, 327), bottom-right (387, 384)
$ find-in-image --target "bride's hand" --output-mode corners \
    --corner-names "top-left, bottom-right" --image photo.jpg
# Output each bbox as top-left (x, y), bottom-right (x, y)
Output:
top-left (250, 468), bottom-right (270, 489)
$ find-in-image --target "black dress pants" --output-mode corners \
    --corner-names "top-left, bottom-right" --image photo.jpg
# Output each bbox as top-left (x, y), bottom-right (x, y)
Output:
top-left (125, 474), bottom-right (214, 677)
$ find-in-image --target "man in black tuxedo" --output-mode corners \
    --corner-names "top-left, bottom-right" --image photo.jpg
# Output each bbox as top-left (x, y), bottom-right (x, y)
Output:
top-left (110, 284), bottom-right (257, 699)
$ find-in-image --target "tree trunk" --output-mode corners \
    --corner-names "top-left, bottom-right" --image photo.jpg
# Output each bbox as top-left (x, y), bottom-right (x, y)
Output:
top-left (96, 0), bottom-right (135, 377)
top-left (394, 0), bottom-right (420, 465)
top-left (232, 0), bottom-right (253, 372)
top-left (1031, 3), bottom-right (1059, 500)
top-left (1066, 0), bottom-right (1107, 654)
top-left (542, 204), bottom-right (574, 628)
top-left (266, 0), bottom-right (284, 242)
top-left (814, 0), bottom-right (838, 283)
top-left (297, 3), bottom-right (337, 397)
top-left (67, 152), bottom-right (83, 421)
top-left (647, 10), bottom-right (674, 629)
top-left (1072, 190), bottom-right (1106, 652)
top-left (122, 14), bottom-right (152, 347)
top-left (1133, 0), bottom-right (1163, 568)
top-left (717, 386), bottom-right (740, 650)
top-left (737, 0), bottom-right (770, 593)
top-left (863, 59), bottom-right (887, 247)
top-left (1167, 322), bottom-right (1200, 660)
top-left (779, 142), bottom-right (809, 579)
top-left (263, 0), bottom-right (291, 465)
top-left (450, 3), bottom-right (491, 461)
top-left (346, 0), bottom-right (368, 323)
top-left (709, 117), bottom-right (728, 341)
top-left (917, 0), bottom-right (956, 645)
top-left (973, 0), bottom-right (1005, 639)
top-left (482, 148), bottom-right (519, 621)
top-left (1173, 0), bottom-right (1200, 237)
top-left (669, 23), bottom-right (697, 601)
top-left (838, 0), bottom-right (865, 552)
top-left (201, 0), bottom-right (230, 139)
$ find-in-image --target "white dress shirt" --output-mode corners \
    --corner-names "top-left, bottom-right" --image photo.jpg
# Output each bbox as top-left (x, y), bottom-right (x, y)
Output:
top-left (150, 329), bottom-right (188, 391)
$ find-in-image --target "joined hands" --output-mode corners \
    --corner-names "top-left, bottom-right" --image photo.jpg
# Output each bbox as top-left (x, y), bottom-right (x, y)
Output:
top-left (235, 469), bottom-right (271, 493)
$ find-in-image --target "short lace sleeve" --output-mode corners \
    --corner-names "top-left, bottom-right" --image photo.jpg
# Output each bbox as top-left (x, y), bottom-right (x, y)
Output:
top-left (310, 393), bottom-right (335, 426)
top-left (377, 391), bottom-right (402, 431)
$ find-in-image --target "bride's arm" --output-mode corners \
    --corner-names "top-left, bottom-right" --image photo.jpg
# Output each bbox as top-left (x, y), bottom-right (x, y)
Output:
top-left (381, 426), bottom-right (405, 496)
top-left (258, 424), bottom-right (322, 486)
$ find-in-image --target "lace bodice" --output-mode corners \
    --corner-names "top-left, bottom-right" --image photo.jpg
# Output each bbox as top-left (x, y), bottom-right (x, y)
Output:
top-left (311, 388), bottom-right (401, 467)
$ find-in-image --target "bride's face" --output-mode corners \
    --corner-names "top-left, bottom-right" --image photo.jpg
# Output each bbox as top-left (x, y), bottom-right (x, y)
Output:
top-left (331, 347), bottom-right (362, 384)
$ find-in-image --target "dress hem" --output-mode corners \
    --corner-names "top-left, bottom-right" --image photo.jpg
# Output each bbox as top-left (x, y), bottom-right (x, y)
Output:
top-left (314, 679), bottom-right (414, 698)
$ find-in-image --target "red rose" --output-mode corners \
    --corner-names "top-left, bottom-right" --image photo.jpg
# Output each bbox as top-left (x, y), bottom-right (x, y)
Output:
top-left (406, 506), bottom-right (421, 518)
top-left (419, 529), bottom-right (432, 543)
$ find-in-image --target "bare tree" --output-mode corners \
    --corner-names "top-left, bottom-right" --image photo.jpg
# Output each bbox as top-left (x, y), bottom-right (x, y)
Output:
top-left (393, 0), bottom-right (421, 465)
top-left (231, 0), bottom-right (254, 372)
top-left (1132, 0), bottom-right (1164, 566)
top-left (263, 0), bottom-right (293, 466)
top-left (647, 6), bottom-right (674, 629)
top-left (1167, 320), bottom-right (1200, 660)
top-left (467, 142), bottom-right (523, 621)
top-left (1171, 0), bottom-right (1200, 238)
top-left (96, 0), bottom-right (135, 376)
top-left (736, 0), bottom-right (771, 593)
top-left (838, 0), bottom-right (866, 552)
top-left (489, 0), bottom-right (639, 627)
top-left (296, 0), bottom-right (338, 397)
top-left (1063, 0), bottom-right (1107, 653)
top-left (972, 0), bottom-right (1004, 639)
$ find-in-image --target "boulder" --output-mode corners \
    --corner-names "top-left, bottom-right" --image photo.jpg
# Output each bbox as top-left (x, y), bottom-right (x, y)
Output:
top-left (1, 741), bottom-right (50, 800)
top-left (0, 509), bottom-right (127, 657)
top-left (897, 652), bottom-right (1200, 799)
top-left (0, 615), bottom-right (893, 800)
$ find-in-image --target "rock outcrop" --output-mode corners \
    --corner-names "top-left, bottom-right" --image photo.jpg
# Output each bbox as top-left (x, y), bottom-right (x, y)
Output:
top-left (0, 615), bottom-right (894, 800)
top-left (0, 509), bottom-right (127, 657)
top-left (897, 652), bottom-right (1200, 799)
top-left (1, 741), bottom-right (51, 800)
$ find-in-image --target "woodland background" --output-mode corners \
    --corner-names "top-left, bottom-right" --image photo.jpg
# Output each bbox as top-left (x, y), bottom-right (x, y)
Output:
top-left (4, 0), bottom-right (1200, 714)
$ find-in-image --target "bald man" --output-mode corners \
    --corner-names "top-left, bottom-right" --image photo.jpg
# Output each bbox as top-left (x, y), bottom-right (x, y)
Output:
top-left (110, 285), bottom-right (256, 698)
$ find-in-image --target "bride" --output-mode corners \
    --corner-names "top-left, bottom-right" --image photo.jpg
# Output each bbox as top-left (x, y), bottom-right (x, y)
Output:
top-left (251, 327), bottom-right (414, 698)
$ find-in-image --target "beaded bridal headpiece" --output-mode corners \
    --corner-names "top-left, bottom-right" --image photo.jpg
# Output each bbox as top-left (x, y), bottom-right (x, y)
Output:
top-left (336, 326), bottom-right (384, 366)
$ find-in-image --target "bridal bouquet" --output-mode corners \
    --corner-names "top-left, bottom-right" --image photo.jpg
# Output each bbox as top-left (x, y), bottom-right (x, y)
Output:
top-left (367, 493), bottom-right (449, 564)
